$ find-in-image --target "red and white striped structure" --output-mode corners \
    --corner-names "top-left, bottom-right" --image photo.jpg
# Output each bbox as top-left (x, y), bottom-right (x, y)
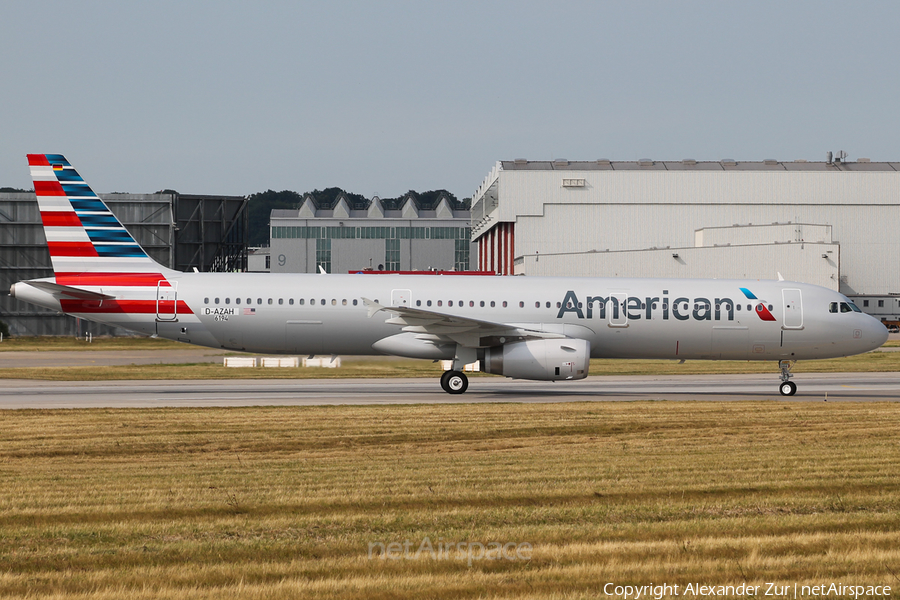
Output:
top-left (477, 222), bottom-right (515, 276)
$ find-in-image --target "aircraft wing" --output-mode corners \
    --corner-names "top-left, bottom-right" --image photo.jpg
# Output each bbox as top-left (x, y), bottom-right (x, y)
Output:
top-left (362, 297), bottom-right (565, 347)
top-left (24, 280), bottom-right (115, 301)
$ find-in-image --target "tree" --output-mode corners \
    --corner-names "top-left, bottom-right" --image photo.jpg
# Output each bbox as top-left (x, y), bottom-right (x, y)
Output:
top-left (247, 190), bottom-right (303, 247)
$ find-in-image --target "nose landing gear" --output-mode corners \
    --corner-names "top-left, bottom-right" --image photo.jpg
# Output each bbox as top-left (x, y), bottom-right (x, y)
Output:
top-left (779, 360), bottom-right (797, 396)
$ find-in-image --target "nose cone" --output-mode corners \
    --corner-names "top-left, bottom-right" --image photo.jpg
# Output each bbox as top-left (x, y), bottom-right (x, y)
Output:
top-left (864, 315), bottom-right (890, 351)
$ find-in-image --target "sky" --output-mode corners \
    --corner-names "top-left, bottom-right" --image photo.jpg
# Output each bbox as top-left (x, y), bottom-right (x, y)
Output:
top-left (2, 1), bottom-right (898, 199)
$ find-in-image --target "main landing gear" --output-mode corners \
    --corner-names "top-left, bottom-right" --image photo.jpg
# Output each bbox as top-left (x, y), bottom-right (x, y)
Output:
top-left (440, 370), bottom-right (468, 394)
top-left (779, 360), bottom-right (797, 396)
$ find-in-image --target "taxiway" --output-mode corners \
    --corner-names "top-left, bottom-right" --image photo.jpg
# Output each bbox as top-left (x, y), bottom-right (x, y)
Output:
top-left (1, 372), bottom-right (898, 409)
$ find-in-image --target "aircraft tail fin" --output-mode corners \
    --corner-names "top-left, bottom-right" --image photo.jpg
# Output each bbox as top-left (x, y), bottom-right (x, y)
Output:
top-left (27, 154), bottom-right (175, 280)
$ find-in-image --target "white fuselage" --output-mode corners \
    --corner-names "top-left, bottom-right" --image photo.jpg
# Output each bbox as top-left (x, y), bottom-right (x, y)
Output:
top-left (15, 273), bottom-right (887, 362)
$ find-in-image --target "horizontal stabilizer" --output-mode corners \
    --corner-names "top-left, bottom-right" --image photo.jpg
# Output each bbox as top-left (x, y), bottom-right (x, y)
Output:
top-left (25, 280), bottom-right (115, 300)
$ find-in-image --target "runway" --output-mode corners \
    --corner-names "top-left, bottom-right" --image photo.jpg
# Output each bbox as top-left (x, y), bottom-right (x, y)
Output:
top-left (1, 372), bottom-right (898, 408)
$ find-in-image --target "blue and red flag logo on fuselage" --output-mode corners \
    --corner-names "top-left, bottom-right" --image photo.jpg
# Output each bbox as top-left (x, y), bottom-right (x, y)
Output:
top-left (740, 287), bottom-right (776, 322)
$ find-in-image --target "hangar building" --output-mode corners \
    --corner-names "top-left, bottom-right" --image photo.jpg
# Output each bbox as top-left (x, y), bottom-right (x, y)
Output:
top-left (470, 157), bottom-right (900, 322)
top-left (1, 191), bottom-right (248, 336)
top-left (269, 191), bottom-right (474, 273)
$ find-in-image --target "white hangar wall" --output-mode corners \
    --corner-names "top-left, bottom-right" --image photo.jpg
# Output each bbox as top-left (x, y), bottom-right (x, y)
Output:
top-left (471, 160), bottom-right (900, 301)
top-left (520, 243), bottom-right (840, 290)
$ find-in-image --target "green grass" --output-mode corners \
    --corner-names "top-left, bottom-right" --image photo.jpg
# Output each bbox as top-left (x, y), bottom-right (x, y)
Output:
top-left (0, 402), bottom-right (898, 599)
top-left (0, 335), bottom-right (184, 352)
top-left (1, 351), bottom-right (899, 381)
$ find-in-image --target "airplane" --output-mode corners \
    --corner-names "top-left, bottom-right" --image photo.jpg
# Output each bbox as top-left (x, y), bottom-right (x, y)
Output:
top-left (9, 154), bottom-right (889, 396)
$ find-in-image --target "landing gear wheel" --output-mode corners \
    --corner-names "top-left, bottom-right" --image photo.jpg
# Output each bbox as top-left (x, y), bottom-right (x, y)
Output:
top-left (440, 370), bottom-right (453, 393)
top-left (778, 359), bottom-right (797, 397)
top-left (443, 371), bottom-right (468, 395)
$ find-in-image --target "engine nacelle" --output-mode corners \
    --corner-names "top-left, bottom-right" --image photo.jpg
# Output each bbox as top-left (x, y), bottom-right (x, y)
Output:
top-left (482, 339), bottom-right (590, 381)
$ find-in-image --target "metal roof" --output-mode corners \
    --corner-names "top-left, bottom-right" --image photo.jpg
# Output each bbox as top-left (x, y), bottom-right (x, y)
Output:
top-left (499, 159), bottom-right (900, 172)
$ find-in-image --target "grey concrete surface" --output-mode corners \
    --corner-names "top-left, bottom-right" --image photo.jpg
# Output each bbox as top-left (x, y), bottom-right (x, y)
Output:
top-left (0, 373), bottom-right (897, 409)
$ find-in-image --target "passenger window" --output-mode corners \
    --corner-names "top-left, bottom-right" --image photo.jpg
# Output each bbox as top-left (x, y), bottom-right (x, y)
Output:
top-left (257, 298), bottom-right (262, 305)
top-left (416, 300), bottom-right (421, 307)
top-left (246, 298), bottom-right (251, 305)
top-left (557, 302), bottom-right (562, 309)
top-left (535, 302), bottom-right (540, 308)
top-left (353, 299), bottom-right (358, 306)
top-left (278, 299), bottom-right (283, 305)
top-left (331, 299), bottom-right (336, 306)
top-left (546, 302), bottom-right (551, 308)
top-left (458, 300), bottom-right (463, 306)
top-left (225, 298), bottom-right (230, 304)
top-left (204, 297), bottom-right (209, 304)
top-left (299, 299), bottom-right (305, 305)
top-left (449, 301), bottom-right (454, 307)
top-left (236, 298), bottom-right (241, 304)
top-left (427, 300), bottom-right (432, 307)
top-left (502, 301), bottom-right (507, 308)
top-left (469, 301), bottom-right (474, 307)
top-left (489, 301), bottom-right (494, 307)
top-left (310, 299), bottom-right (314, 305)
top-left (438, 300), bottom-right (443, 307)
top-left (289, 299), bottom-right (294, 305)
top-left (214, 297), bottom-right (219, 304)
top-left (519, 301), bottom-right (524, 308)
top-left (480, 301), bottom-right (485, 307)
top-left (342, 299), bottom-right (347, 306)
top-left (267, 299), bottom-right (272, 305)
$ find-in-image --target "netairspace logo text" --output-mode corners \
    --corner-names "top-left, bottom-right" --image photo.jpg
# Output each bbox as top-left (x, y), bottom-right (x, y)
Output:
top-left (603, 582), bottom-right (891, 599)
top-left (368, 537), bottom-right (531, 567)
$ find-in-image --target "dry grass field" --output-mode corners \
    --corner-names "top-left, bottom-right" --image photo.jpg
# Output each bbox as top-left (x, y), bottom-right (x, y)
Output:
top-left (1, 351), bottom-right (900, 382)
top-left (0, 402), bottom-right (898, 599)
top-left (1, 335), bottom-right (899, 381)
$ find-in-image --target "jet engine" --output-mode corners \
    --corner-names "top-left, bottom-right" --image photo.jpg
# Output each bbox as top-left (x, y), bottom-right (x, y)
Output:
top-left (481, 338), bottom-right (590, 381)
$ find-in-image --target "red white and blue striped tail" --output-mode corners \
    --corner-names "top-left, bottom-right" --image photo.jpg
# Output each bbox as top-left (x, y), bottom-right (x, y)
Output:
top-left (28, 154), bottom-right (176, 285)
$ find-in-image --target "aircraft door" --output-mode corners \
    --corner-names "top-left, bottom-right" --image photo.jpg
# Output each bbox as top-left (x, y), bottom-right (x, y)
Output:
top-left (782, 289), bottom-right (803, 329)
top-left (391, 289), bottom-right (411, 307)
top-left (156, 281), bottom-right (177, 321)
top-left (608, 293), bottom-right (628, 328)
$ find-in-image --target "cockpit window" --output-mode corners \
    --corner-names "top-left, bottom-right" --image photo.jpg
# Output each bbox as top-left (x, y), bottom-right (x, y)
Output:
top-left (829, 302), bottom-right (838, 313)
top-left (848, 301), bottom-right (862, 313)
top-left (840, 302), bottom-right (852, 313)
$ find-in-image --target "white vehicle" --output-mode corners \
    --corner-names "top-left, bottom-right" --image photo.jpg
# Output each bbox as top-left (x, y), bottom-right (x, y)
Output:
top-left (11, 154), bottom-right (888, 395)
